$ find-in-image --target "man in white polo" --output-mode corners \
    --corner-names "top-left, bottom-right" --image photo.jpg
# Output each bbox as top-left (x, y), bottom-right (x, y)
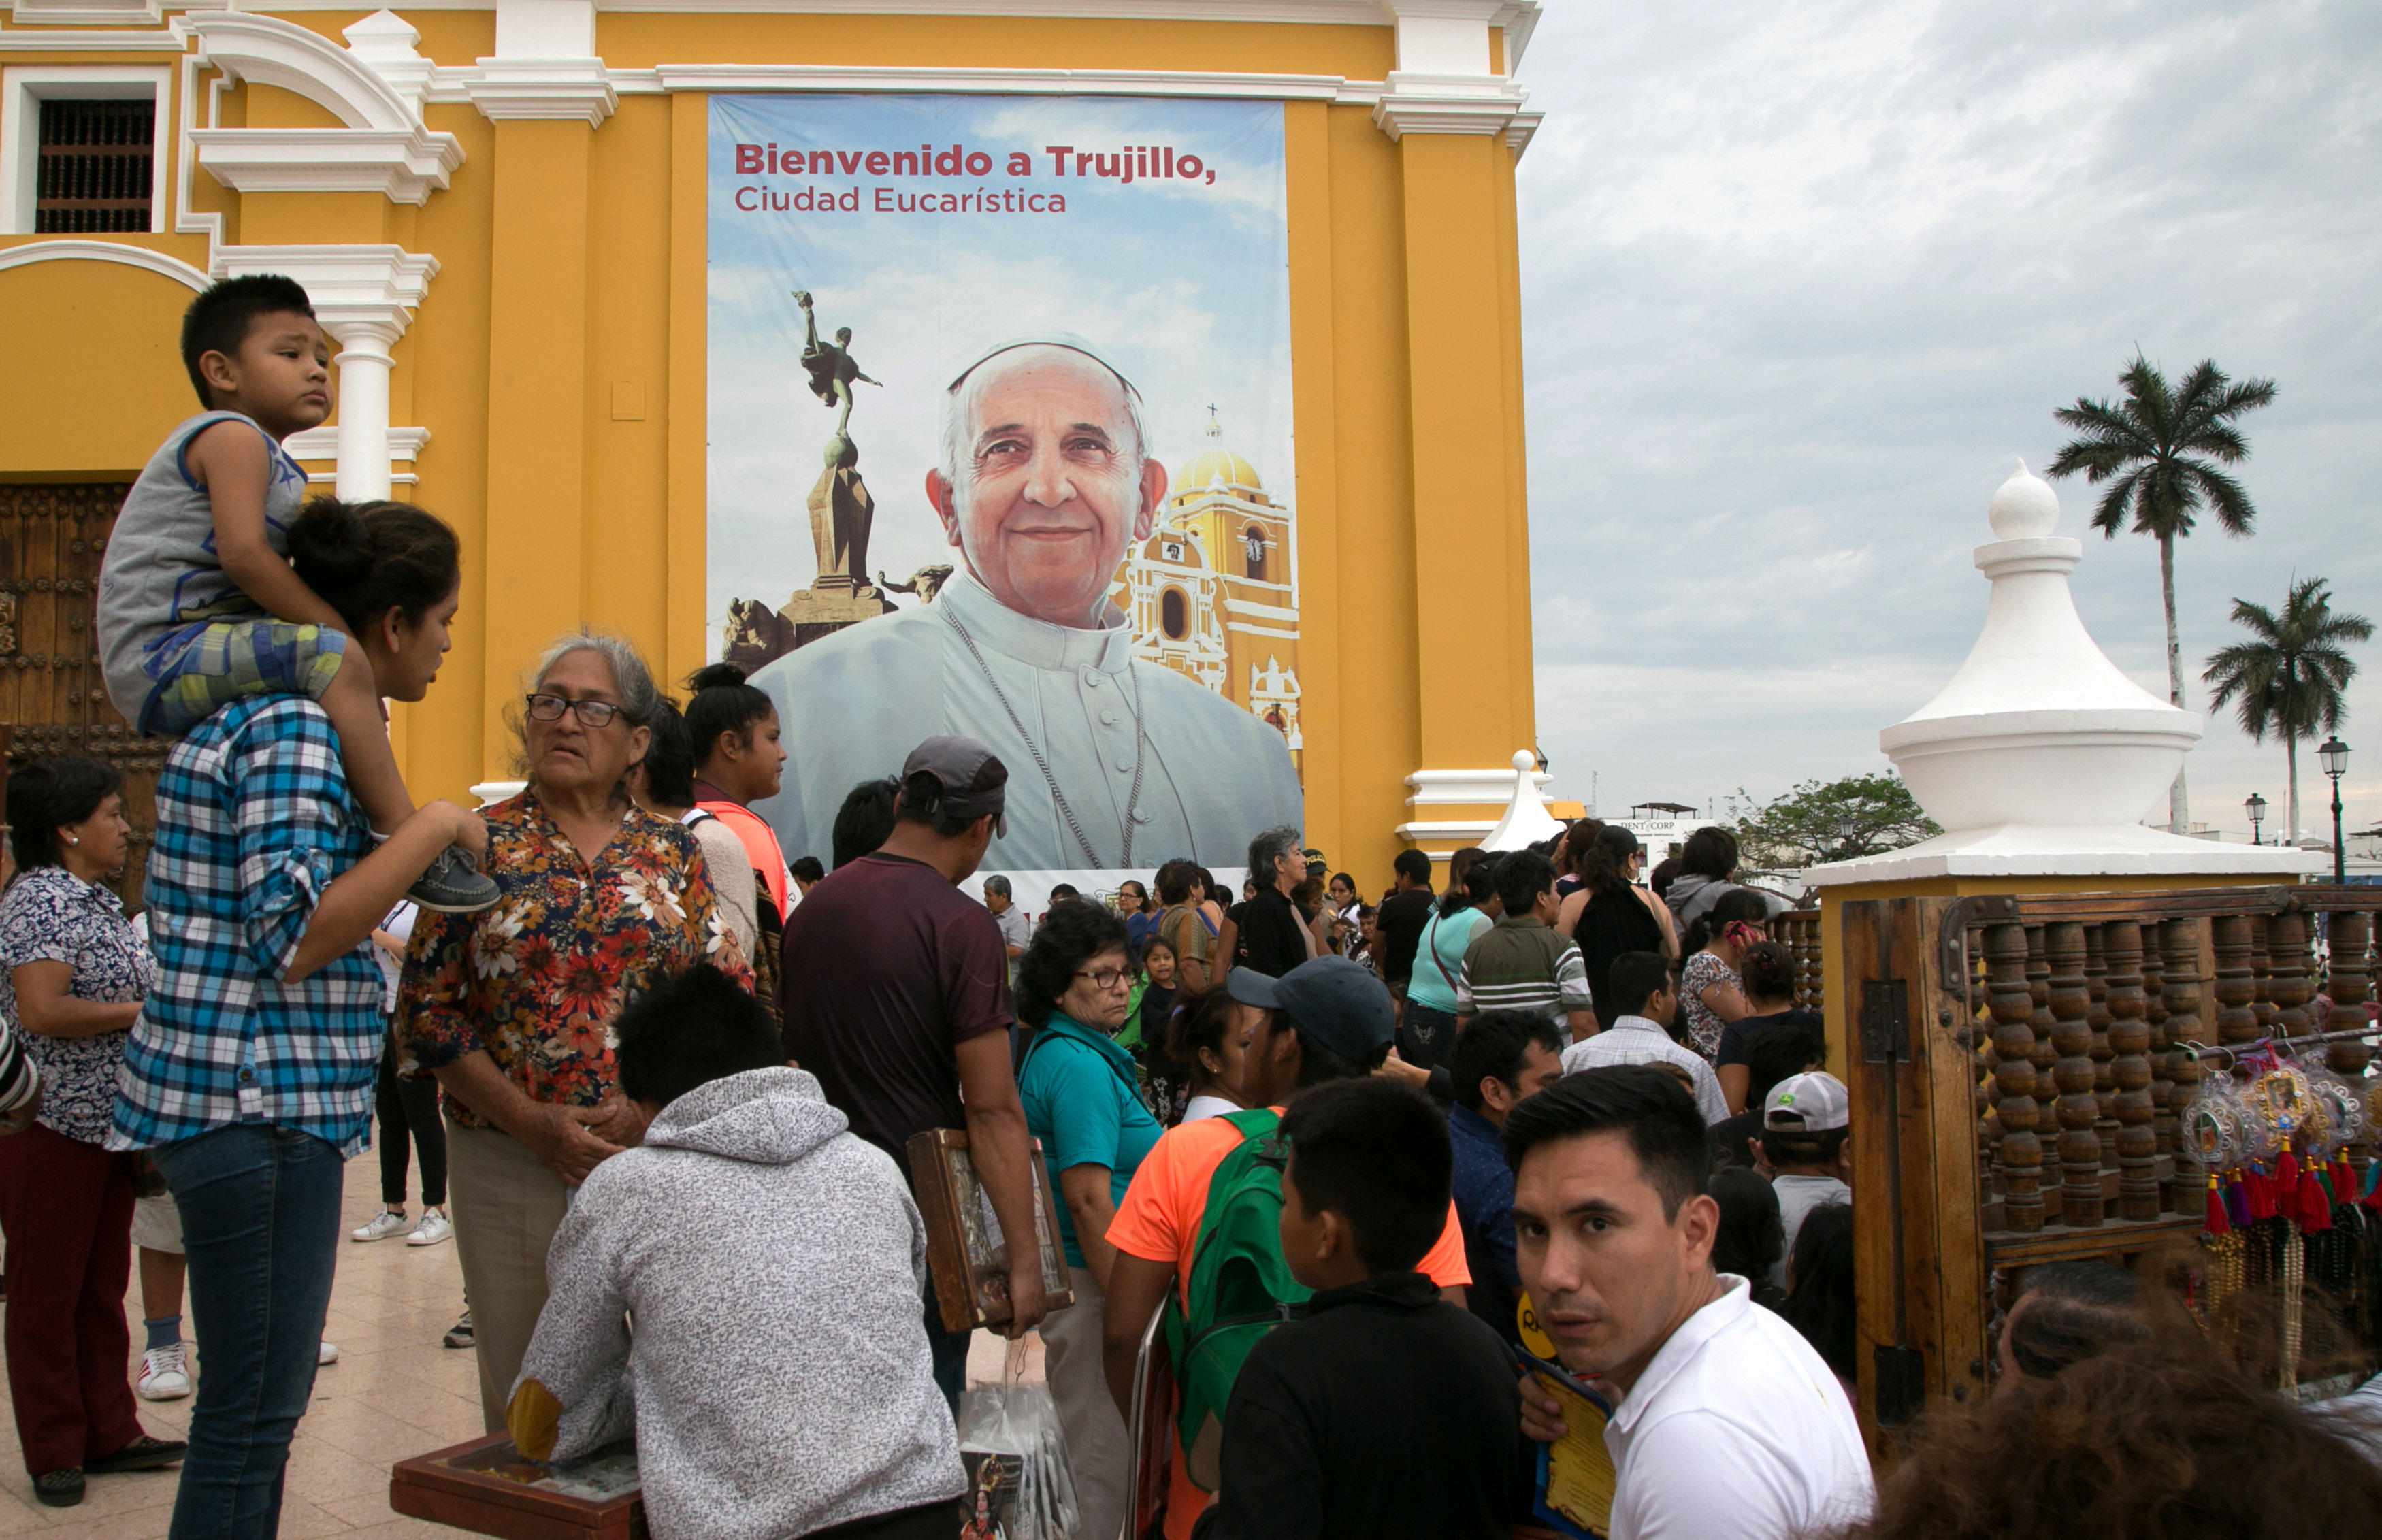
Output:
top-left (1508, 1066), bottom-right (1872, 1539)
top-left (750, 335), bottom-right (1303, 873)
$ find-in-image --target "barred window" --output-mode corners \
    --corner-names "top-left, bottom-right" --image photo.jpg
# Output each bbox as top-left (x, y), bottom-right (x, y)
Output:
top-left (36, 98), bottom-right (154, 234)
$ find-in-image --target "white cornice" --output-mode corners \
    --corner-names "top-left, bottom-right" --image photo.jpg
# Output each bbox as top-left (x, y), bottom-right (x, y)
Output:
top-left (210, 242), bottom-right (438, 338)
top-left (0, 0), bottom-right (174, 26)
top-left (283, 422), bottom-right (427, 485)
top-left (619, 61), bottom-right (1384, 102)
top-left (191, 124), bottom-right (463, 202)
top-left (0, 22), bottom-right (184, 48)
top-left (463, 56), bottom-right (616, 124)
top-left (242, 0), bottom-right (1392, 17)
top-left (1371, 68), bottom-right (1533, 144)
top-left (0, 236), bottom-right (208, 290)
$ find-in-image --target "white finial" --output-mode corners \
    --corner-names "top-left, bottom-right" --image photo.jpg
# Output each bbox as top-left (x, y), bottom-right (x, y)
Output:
top-left (1987, 457), bottom-right (2060, 540)
top-left (1483, 749), bottom-right (1563, 851)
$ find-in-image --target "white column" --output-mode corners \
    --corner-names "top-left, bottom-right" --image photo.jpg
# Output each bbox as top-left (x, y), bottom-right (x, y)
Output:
top-left (328, 319), bottom-right (399, 500)
top-left (211, 244), bottom-right (438, 498)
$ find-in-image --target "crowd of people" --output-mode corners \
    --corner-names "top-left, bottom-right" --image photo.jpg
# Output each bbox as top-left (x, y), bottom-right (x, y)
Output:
top-left (2, 270), bottom-right (2379, 1540)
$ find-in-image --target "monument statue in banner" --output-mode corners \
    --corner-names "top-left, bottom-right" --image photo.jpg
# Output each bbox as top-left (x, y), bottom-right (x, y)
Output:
top-left (777, 290), bottom-right (895, 649)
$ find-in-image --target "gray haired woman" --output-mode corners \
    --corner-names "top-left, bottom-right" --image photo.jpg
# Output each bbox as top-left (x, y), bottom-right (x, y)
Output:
top-left (395, 631), bottom-right (751, 1428)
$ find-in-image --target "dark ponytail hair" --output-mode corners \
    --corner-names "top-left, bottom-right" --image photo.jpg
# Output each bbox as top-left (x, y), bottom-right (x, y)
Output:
top-left (1581, 825), bottom-right (1644, 900)
top-left (1740, 939), bottom-right (1797, 1004)
top-left (1682, 885), bottom-right (1768, 960)
top-left (683, 662), bottom-right (776, 767)
top-left (639, 698), bottom-right (698, 809)
top-left (287, 497), bottom-right (461, 634)
top-left (1437, 851), bottom-right (1497, 919)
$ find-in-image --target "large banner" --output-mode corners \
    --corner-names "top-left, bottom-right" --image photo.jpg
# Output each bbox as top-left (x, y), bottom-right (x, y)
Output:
top-left (708, 94), bottom-right (1304, 891)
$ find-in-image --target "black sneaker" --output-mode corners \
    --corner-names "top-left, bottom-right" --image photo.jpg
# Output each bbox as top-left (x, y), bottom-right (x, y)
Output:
top-left (444, 1310), bottom-right (474, 1349)
top-left (408, 847), bottom-right (500, 914)
top-left (33, 1467), bottom-right (83, 1507)
top-left (85, 1435), bottom-right (186, 1475)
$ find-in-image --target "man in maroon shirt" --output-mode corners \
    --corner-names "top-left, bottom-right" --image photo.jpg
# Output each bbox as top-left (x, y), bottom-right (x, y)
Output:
top-left (779, 736), bottom-right (1048, 1406)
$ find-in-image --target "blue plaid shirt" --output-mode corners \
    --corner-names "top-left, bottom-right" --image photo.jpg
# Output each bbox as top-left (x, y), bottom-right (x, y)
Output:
top-left (110, 696), bottom-right (382, 1157)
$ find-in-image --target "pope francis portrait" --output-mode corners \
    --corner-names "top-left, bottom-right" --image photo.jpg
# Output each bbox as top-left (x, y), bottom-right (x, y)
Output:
top-left (748, 333), bottom-right (1304, 873)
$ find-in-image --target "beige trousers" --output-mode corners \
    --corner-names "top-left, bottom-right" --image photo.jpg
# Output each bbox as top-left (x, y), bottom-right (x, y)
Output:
top-left (444, 1117), bottom-right (572, 1432)
top-left (1041, 1263), bottom-right (1130, 1540)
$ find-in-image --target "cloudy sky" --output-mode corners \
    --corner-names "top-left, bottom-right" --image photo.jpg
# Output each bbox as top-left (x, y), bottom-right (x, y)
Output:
top-left (1514, 0), bottom-right (2382, 845)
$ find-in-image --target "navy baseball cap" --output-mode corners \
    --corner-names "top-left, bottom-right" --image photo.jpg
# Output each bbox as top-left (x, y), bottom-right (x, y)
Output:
top-left (1226, 955), bottom-right (1394, 1063)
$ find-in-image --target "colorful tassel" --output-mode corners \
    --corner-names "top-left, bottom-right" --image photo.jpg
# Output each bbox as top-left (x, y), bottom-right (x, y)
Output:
top-left (2247, 1165), bottom-right (2279, 1221)
top-left (2204, 1173), bottom-right (2232, 1236)
top-left (2295, 1157), bottom-right (2334, 1232)
top-left (2226, 1173), bottom-right (2253, 1230)
top-left (2277, 1141), bottom-right (2300, 1199)
top-left (2332, 1157), bottom-right (2357, 1203)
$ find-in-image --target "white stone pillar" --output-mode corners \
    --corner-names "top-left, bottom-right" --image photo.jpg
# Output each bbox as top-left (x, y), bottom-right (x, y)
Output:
top-left (327, 320), bottom-right (399, 500)
top-left (210, 244), bottom-right (438, 499)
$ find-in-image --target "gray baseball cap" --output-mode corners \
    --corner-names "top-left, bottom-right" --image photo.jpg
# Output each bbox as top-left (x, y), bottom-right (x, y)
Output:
top-left (1226, 955), bottom-right (1394, 1064)
top-left (900, 735), bottom-right (1008, 836)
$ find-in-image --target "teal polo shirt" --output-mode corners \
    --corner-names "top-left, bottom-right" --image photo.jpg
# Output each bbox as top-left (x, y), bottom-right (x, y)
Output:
top-left (1018, 1011), bottom-right (1164, 1269)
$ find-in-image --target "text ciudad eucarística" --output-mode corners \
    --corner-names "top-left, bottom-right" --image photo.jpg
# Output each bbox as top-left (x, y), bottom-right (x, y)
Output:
top-left (730, 142), bottom-right (1216, 215)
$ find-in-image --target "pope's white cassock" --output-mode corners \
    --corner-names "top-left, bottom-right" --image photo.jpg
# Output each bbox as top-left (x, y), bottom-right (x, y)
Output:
top-left (748, 568), bottom-right (1305, 872)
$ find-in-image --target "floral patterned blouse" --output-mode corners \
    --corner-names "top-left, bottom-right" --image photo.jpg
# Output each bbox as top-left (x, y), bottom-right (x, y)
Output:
top-left (1680, 949), bottom-right (1740, 1062)
top-left (395, 791), bottom-right (749, 1129)
top-left (0, 866), bottom-right (157, 1145)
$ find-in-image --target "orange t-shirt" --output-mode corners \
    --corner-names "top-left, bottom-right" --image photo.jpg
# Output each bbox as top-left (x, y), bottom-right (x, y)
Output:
top-left (1104, 1108), bottom-right (1472, 1540)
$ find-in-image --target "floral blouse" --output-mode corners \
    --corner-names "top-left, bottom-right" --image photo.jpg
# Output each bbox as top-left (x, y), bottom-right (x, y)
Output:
top-left (395, 791), bottom-right (750, 1129)
top-left (1680, 949), bottom-right (1740, 1062)
top-left (0, 866), bottom-right (157, 1144)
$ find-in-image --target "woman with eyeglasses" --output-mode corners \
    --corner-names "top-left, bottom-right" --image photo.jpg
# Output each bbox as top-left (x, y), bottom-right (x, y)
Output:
top-left (395, 629), bottom-right (751, 1430)
top-left (1676, 887), bottom-right (1771, 1062)
top-left (1014, 899), bottom-right (1163, 1540)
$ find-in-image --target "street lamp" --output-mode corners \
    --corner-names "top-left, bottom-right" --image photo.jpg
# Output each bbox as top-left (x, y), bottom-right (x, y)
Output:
top-left (1833, 808), bottom-right (1861, 860)
top-left (2319, 736), bottom-right (2351, 884)
top-left (2246, 793), bottom-right (2267, 847)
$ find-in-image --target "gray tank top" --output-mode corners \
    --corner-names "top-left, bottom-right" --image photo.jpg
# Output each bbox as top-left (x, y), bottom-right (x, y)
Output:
top-left (97, 411), bottom-right (309, 729)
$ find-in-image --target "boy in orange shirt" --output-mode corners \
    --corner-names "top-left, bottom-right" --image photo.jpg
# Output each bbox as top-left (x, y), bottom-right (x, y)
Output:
top-left (1101, 956), bottom-right (1471, 1540)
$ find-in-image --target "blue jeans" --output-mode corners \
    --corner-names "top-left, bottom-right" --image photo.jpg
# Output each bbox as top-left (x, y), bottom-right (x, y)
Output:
top-left (152, 1124), bottom-right (344, 1540)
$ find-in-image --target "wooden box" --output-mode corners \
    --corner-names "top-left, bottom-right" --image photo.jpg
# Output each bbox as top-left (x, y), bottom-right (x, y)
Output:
top-left (907, 1127), bottom-right (1074, 1333)
top-left (390, 1434), bottom-right (645, 1540)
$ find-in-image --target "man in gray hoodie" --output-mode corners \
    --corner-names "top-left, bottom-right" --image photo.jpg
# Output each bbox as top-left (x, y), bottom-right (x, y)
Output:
top-left (507, 966), bottom-right (964, 1540)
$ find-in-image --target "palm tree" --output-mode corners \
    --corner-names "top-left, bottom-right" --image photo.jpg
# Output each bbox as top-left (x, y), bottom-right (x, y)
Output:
top-left (2049, 355), bottom-right (2277, 834)
top-left (2202, 578), bottom-right (2372, 844)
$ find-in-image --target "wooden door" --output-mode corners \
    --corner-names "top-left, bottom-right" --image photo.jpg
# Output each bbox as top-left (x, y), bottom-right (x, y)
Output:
top-left (0, 483), bottom-right (163, 913)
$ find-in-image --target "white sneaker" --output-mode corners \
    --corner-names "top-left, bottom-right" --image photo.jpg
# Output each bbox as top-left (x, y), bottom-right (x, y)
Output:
top-left (136, 1344), bottom-right (190, 1401)
top-left (350, 1209), bottom-right (409, 1243)
top-left (406, 1207), bottom-right (454, 1247)
top-left (318, 1340), bottom-right (338, 1366)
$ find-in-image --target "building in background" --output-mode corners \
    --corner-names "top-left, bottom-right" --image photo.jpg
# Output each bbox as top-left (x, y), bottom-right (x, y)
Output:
top-left (0, 0), bottom-right (1546, 883)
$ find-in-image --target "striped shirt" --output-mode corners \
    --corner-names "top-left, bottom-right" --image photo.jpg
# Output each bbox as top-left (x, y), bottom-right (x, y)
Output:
top-left (0, 1021), bottom-right (35, 1115)
top-left (110, 695), bottom-right (383, 1158)
top-left (1456, 915), bottom-right (1591, 1030)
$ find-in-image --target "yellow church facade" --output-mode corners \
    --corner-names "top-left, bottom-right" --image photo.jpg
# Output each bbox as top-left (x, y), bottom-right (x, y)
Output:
top-left (0, 0), bottom-right (1550, 881)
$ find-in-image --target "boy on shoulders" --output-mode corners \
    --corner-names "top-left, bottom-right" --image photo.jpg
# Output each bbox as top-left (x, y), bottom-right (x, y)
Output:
top-left (97, 274), bottom-right (493, 911)
top-left (1192, 1077), bottom-right (1519, 1540)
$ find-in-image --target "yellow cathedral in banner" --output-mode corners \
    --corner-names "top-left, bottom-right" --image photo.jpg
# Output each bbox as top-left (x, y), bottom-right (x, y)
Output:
top-left (1117, 414), bottom-right (1303, 774)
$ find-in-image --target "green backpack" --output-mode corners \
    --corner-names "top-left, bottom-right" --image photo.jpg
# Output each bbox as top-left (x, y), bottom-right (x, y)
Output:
top-left (1162, 1108), bottom-right (1312, 1492)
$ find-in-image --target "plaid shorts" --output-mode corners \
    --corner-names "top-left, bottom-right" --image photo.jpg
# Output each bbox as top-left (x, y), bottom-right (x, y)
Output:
top-left (140, 617), bottom-right (347, 738)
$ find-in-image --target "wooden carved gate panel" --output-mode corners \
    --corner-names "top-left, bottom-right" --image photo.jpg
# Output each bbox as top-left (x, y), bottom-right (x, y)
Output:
top-left (0, 483), bottom-right (163, 913)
